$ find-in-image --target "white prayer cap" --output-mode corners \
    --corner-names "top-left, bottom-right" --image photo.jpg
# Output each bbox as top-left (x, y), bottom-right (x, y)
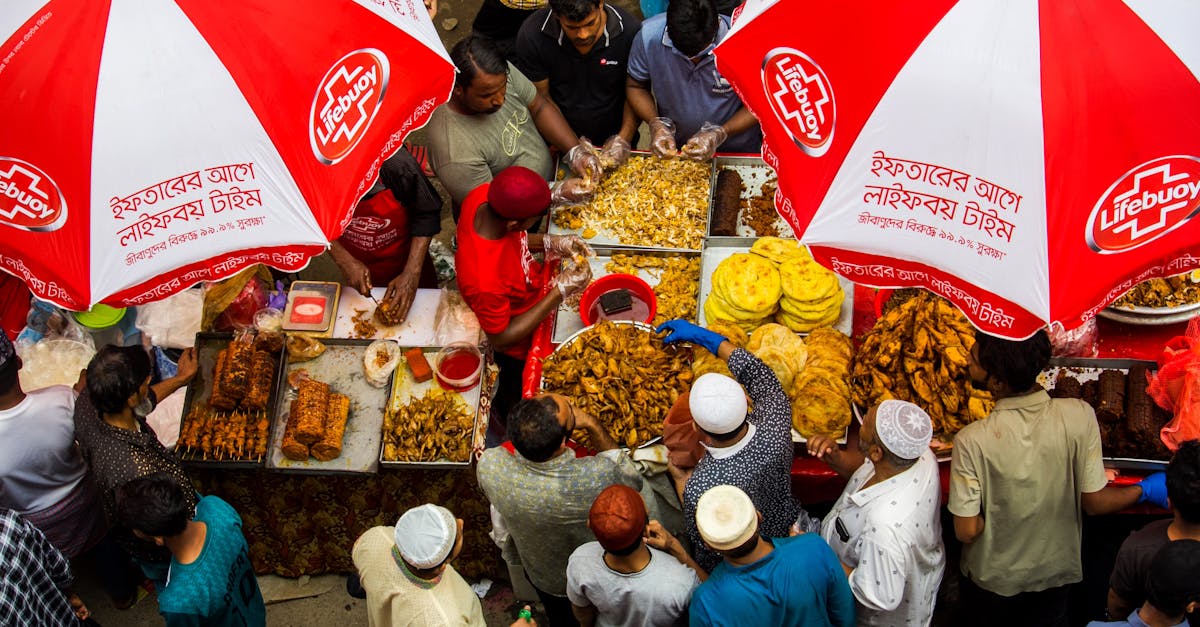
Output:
top-left (689, 373), bottom-right (747, 434)
top-left (873, 399), bottom-right (932, 460)
top-left (695, 485), bottom-right (757, 551)
top-left (394, 504), bottom-right (456, 569)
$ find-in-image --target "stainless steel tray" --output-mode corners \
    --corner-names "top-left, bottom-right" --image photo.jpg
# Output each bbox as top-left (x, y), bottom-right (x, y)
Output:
top-left (551, 248), bottom-right (701, 344)
top-left (178, 332), bottom-right (283, 469)
top-left (698, 244), bottom-right (854, 337)
top-left (1041, 357), bottom-right (1169, 470)
top-left (1097, 307), bottom-right (1199, 326)
top-left (267, 338), bottom-right (390, 474)
top-left (707, 156), bottom-right (793, 242)
top-left (547, 152), bottom-right (711, 251)
top-left (379, 346), bottom-right (485, 469)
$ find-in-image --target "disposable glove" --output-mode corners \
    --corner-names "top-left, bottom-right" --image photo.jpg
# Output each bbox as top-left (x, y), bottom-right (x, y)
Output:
top-left (543, 234), bottom-right (593, 261)
top-left (655, 319), bottom-right (726, 355)
top-left (680, 122), bottom-right (728, 161)
top-left (554, 259), bottom-right (593, 302)
top-left (648, 117), bottom-right (678, 158)
top-left (599, 135), bottom-right (632, 170)
top-left (550, 177), bottom-right (596, 206)
top-left (566, 140), bottom-right (604, 183)
top-left (1137, 472), bottom-right (1169, 509)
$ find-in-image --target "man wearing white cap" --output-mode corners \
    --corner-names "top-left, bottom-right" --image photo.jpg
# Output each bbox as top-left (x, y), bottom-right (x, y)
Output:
top-left (351, 503), bottom-right (485, 627)
top-left (689, 484), bottom-right (855, 627)
top-left (657, 319), bottom-right (811, 572)
top-left (808, 400), bottom-right (945, 626)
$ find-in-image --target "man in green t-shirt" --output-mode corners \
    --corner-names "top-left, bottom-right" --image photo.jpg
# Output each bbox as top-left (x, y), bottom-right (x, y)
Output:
top-left (426, 34), bottom-right (600, 214)
top-left (117, 473), bottom-right (266, 627)
top-left (949, 330), bottom-right (1161, 626)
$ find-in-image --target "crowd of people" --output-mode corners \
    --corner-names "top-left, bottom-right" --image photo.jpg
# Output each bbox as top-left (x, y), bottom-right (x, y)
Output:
top-left (2, 0), bottom-right (1198, 625)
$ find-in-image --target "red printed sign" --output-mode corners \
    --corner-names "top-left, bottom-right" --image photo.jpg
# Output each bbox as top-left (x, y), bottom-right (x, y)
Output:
top-left (309, 49), bottom-right (390, 165)
top-left (761, 47), bottom-right (835, 157)
top-left (0, 157), bottom-right (66, 232)
top-left (1087, 156), bottom-right (1200, 253)
top-left (290, 295), bottom-right (327, 325)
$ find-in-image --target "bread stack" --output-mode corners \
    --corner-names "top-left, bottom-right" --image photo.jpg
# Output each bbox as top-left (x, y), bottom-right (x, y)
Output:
top-left (703, 252), bottom-right (782, 333)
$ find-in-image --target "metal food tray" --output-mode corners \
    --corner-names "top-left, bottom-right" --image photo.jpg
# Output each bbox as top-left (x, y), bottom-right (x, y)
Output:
top-left (177, 332), bottom-right (283, 469)
top-left (707, 156), bottom-right (794, 242)
top-left (551, 248), bottom-right (701, 344)
top-left (698, 244), bottom-right (854, 337)
top-left (547, 152), bottom-right (711, 251)
top-left (267, 339), bottom-right (390, 474)
top-left (539, 321), bottom-right (665, 449)
top-left (1040, 357), bottom-right (1168, 470)
top-left (1097, 307), bottom-right (1199, 327)
top-left (379, 346), bottom-right (485, 469)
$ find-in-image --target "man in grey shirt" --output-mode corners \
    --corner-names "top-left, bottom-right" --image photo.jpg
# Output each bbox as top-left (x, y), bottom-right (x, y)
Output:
top-left (567, 484), bottom-right (703, 627)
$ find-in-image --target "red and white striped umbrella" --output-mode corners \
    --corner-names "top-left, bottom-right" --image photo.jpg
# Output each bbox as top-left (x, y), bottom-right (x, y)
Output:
top-left (715, 0), bottom-right (1200, 338)
top-left (0, 0), bottom-right (453, 310)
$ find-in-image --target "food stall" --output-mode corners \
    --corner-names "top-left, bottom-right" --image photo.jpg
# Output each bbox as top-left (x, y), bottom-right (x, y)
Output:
top-left (522, 152), bottom-right (1186, 510)
top-left (176, 285), bottom-right (499, 579)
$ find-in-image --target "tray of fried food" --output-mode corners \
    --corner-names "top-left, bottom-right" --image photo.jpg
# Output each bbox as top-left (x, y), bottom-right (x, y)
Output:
top-left (267, 338), bottom-right (389, 474)
top-left (1105, 271), bottom-right (1200, 317)
top-left (850, 290), bottom-right (993, 457)
top-left (708, 156), bottom-right (794, 239)
top-left (552, 249), bottom-right (701, 343)
top-left (549, 152), bottom-right (711, 250)
top-left (541, 320), bottom-right (692, 449)
top-left (178, 331), bottom-right (284, 467)
top-left (1038, 358), bottom-right (1171, 469)
top-left (379, 346), bottom-right (484, 468)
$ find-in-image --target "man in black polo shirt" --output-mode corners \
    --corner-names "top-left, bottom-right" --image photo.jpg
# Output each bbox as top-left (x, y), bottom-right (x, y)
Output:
top-left (515, 0), bottom-right (642, 145)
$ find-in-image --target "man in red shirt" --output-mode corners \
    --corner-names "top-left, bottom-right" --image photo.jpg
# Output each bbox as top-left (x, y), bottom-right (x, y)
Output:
top-left (455, 166), bottom-right (591, 438)
top-left (329, 147), bottom-right (444, 323)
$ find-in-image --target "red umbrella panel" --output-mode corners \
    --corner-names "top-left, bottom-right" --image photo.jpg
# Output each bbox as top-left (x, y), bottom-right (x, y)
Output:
top-left (716, 0), bottom-right (1200, 338)
top-left (0, 0), bottom-right (454, 310)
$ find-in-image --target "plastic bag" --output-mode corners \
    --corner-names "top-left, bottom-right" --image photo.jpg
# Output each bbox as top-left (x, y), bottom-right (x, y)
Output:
top-left (433, 288), bottom-right (482, 346)
top-left (202, 265), bottom-right (271, 331)
top-left (16, 299), bottom-right (94, 350)
top-left (1048, 318), bottom-right (1099, 358)
top-left (662, 391), bottom-right (705, 469)
top-left (1147, 316), bottom-right (1200, 451)
top-left (135, 288), bottom-right (203, 349)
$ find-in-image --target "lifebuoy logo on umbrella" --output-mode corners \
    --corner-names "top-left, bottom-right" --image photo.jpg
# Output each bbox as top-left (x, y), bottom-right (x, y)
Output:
top-left (0, 157), bottom-right (66, 232)
top-left (1087, 156), bottom-right (1200, 253)
top-left (761, 48), bottom-right (835, 157)
top-left (310, 50), bottom-right (391, 165)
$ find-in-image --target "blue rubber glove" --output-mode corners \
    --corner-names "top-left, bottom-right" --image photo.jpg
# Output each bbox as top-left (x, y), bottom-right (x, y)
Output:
top-left (1137, 472), bottom-right (1168, 509)
top-left (656, 319), bottom-right (726, 355)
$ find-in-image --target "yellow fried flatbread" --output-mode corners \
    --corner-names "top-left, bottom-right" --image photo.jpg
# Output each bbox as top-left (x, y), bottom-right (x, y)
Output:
top-left (807, 327), bottom-right (854, 359)
top-left (779, 292), bottom-right (844, 318)
top-left (791, 382), bottom-right (851, 438)
top-left (778, 258), bottom-right (839, 302)
top-left (752, 345), bottom-right (799, 394)
top-left (749, 237), bottom-right (809, 265)
top-left (712, 253), bottom-right (782, 313)
top-left (776, 308), bottom-right (840, 333)
top-left (705, 294), bottom-right (778, 323)
top-left (747, 323), bottom-right (800, 352)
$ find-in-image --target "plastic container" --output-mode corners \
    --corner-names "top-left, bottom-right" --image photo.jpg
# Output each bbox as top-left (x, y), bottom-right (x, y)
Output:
top-left (73, 304), bottom-right (129, 348)
top-left (254, 307), bottom-right (284, 333)
top-left (579, 273), bottom-right (657, 326)
top-left (434, 343), bottom-right (483, 392)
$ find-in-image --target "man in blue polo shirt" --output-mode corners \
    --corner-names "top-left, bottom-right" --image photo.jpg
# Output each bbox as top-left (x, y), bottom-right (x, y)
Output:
top-left (626, 0), bottom-right (762, 159)
top-left (515, 0), bottom-right (642, 145)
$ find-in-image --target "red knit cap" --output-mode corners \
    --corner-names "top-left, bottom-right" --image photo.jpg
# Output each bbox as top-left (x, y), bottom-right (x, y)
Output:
top-left (488, 166), bottom-right (551, 219)
top-left (588, 484), bottom-right (647, 551)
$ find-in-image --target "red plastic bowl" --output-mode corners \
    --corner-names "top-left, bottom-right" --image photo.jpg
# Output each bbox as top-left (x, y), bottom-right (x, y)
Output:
top-left (579, 273), bottom-right (657, 326)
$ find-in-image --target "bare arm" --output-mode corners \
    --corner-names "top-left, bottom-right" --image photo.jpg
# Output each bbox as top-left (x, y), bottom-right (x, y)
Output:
top-left (720, 107), bottom-right (759, 140)
top-left (1081, 485), bottom-right (1142, 516)
top-left (645, 520), bottom-right (709, 582)
top-left (485, 290), bottom-right (563, 352)
top-left (953, 514), bottom-right (984, 544)
top-left (382, 235), bottom-right (431, 321)
top-left (571, 604), bottom-right (596, 627)
top-left (528, 91), bottom-right (580, 153)
top-left (574, 408), bottom-right (620, 453)
top-left (152, 347), bottom-right (197, 401)
top-left (1106, 588), bottom-right (1136, 622)
top-left (625, 76), bottom-right (658, 125)
top-left (806, 434), bottom-right (864, 479)
top-left (328, 240), bottom-right (371, 295)
top-left (618, 101), bottom-right (638, 143)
